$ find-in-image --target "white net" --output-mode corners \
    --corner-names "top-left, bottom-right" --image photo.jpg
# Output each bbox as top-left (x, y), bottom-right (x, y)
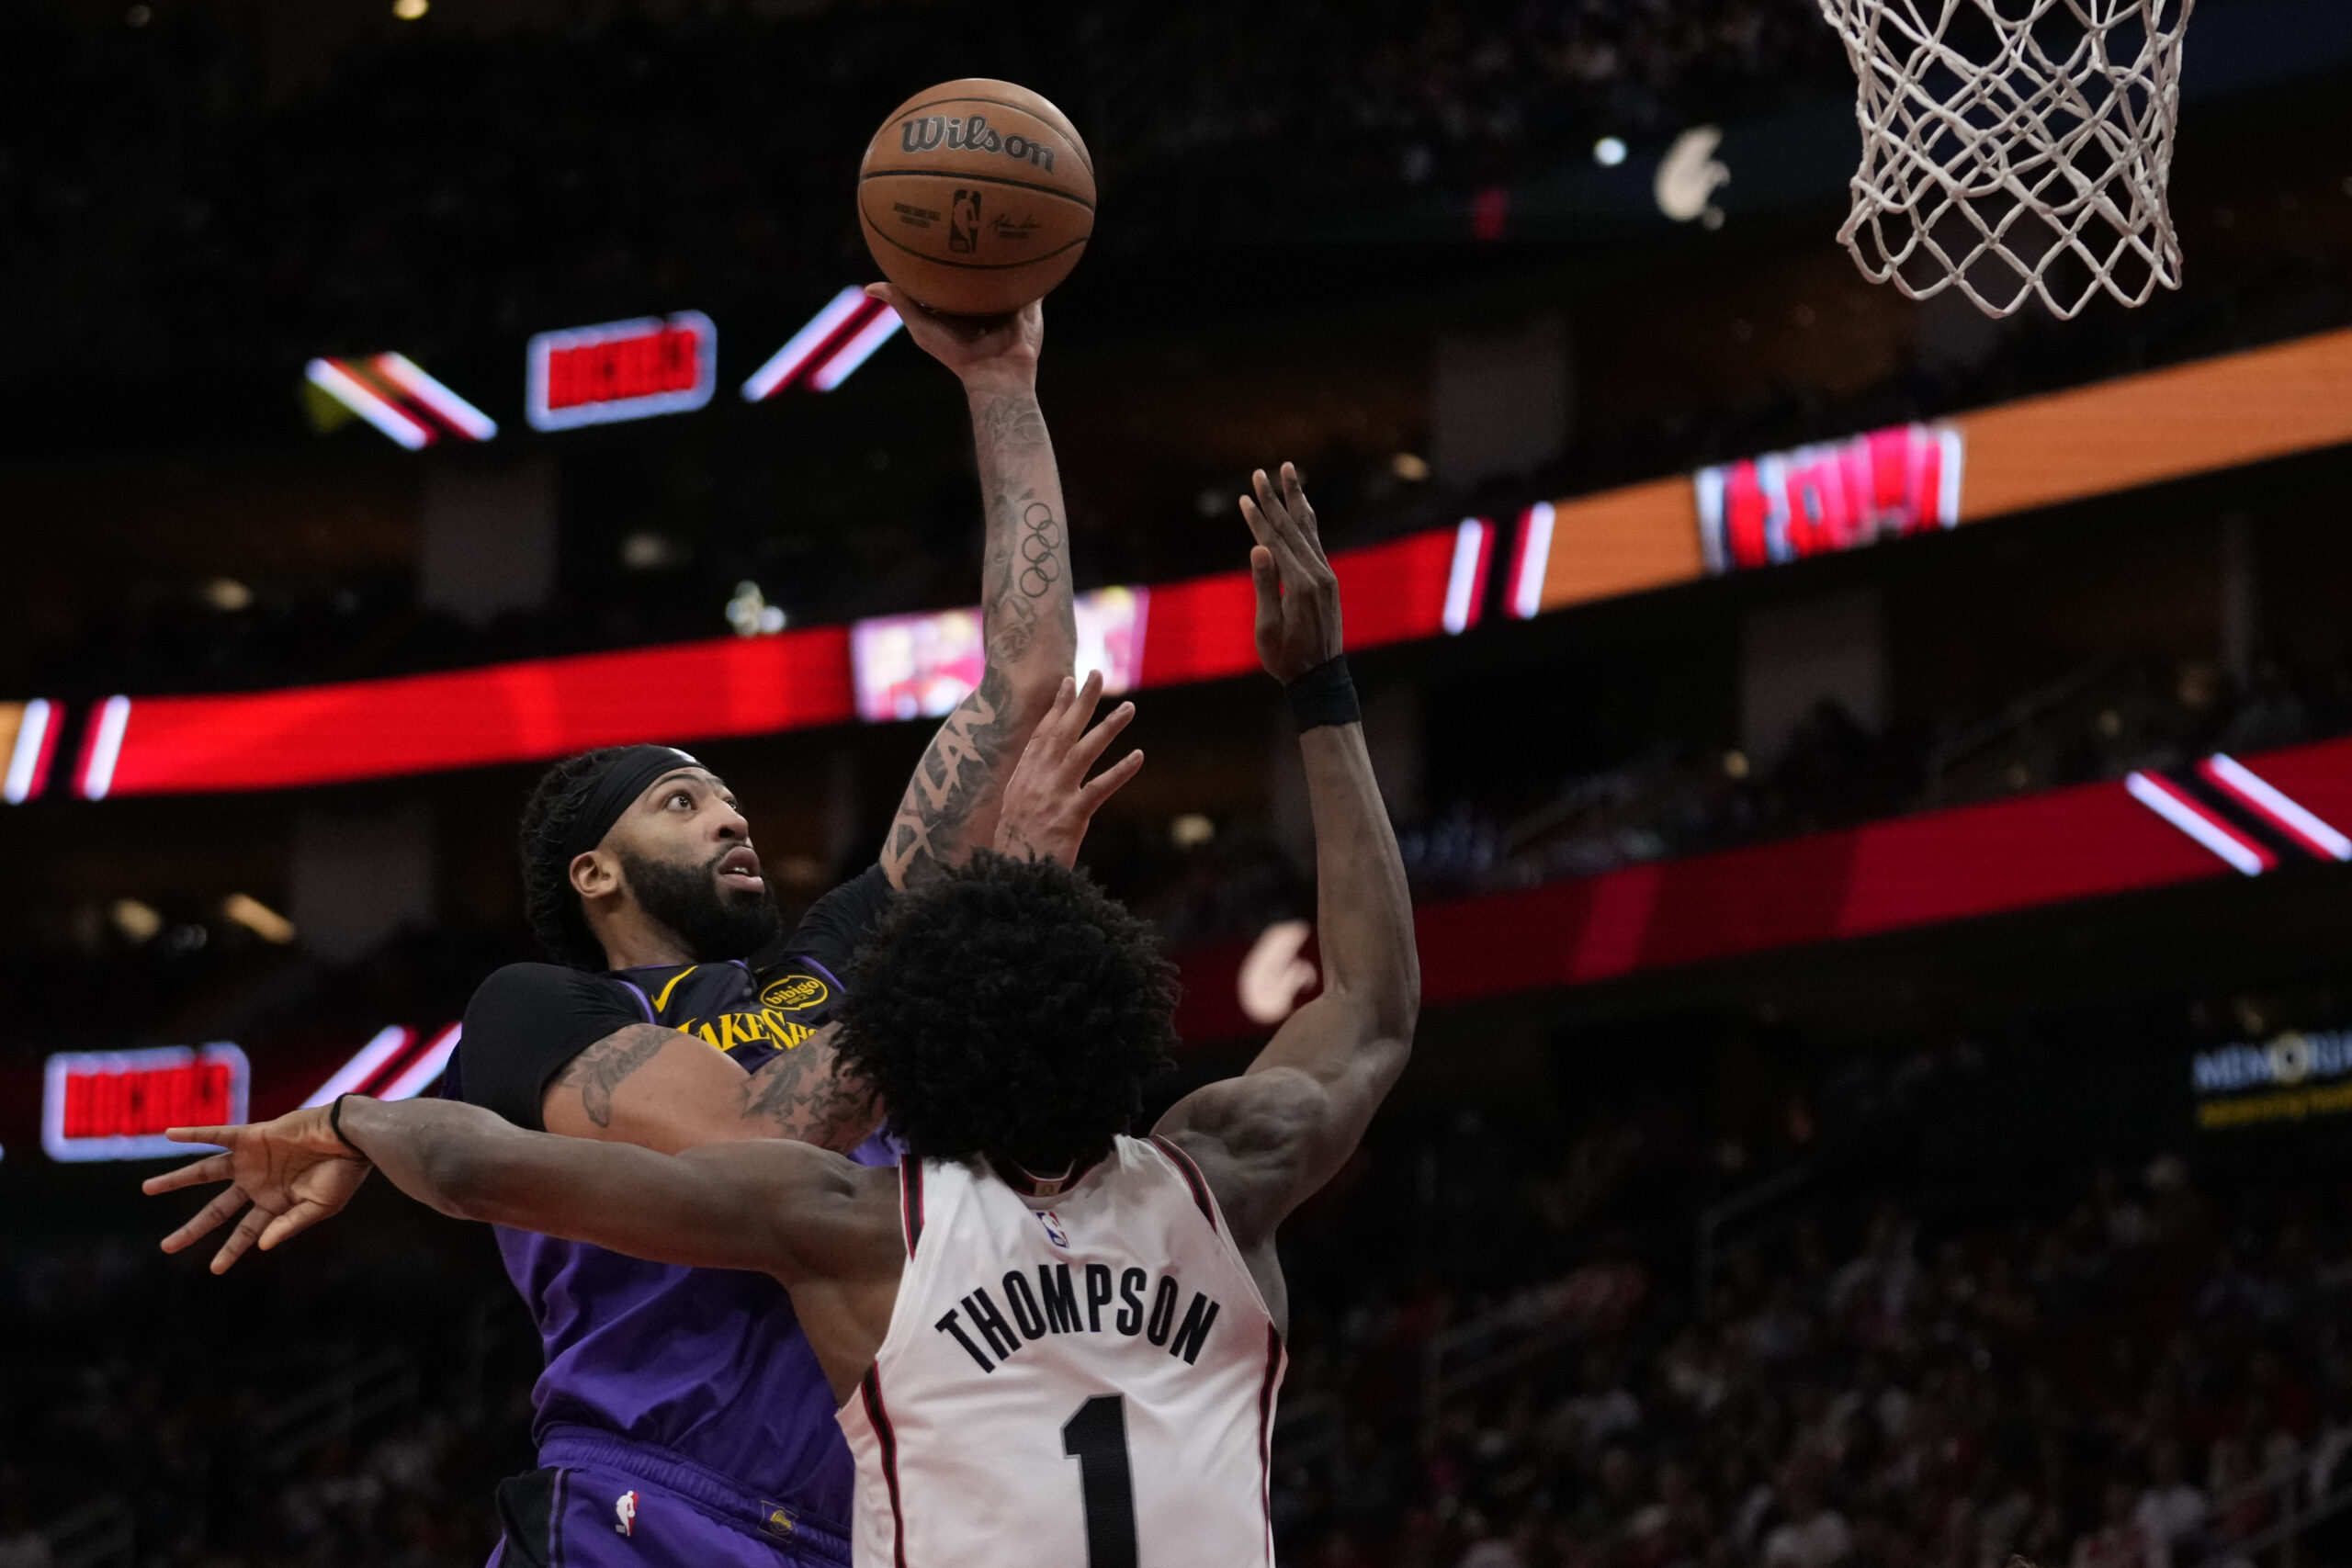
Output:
top-left (1818, 0), bottom-right (2194, 319)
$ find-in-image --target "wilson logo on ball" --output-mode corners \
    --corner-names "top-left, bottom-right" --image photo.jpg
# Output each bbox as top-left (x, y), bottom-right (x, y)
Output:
top-left (898, 112), bottom-right (1059, 172)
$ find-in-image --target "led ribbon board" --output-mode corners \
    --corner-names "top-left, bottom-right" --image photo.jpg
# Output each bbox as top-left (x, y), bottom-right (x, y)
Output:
top-left (854, 587), bottom-right (1150, 724)
top-left (43, 1043), bottom-right (248, 1162)
top-left (527, 311), bottom-right (718, 431)
top-left (1523, 326), bottom-right (2352, 615)
top-left (70, 626), bottom-right (854, 796)
top-left (1167, 732), bottom-right (2352, 1043)
top-left (1697, 423), bottom-right (1962, 574)
top-left (67, 520), bottom-right (1485, 792)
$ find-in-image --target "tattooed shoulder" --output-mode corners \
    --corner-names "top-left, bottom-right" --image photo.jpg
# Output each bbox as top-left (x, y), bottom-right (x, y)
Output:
top-left (550, 1023), bottom-right (676, 1129)
top-left (739, 1025), bottom-right (883, 1150)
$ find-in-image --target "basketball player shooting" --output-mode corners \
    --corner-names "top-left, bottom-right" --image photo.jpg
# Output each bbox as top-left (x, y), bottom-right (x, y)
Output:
top-left (150, 465), bottom-right (1419, 1568)
top-left (144, 290), bottom-right (1125, 1568)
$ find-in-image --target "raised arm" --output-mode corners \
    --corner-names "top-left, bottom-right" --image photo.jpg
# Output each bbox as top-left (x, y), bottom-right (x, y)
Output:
top-left (1155, 466), bottom-right (1420, 1279)
top-left (535, 295), bottom-right (1090, 1156)
top-left (873, 288), bottom-right (1080, 889)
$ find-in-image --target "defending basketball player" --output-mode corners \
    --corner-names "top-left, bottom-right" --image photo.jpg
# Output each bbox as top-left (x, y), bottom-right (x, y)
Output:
top-left (150, 464), bottom-right (1419, 1568)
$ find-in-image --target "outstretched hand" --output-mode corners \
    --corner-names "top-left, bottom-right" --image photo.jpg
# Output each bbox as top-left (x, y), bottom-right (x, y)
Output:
top-left (141, 1107), bottom-right (371, 1274)
top-left (1240, 463), bottom-right (1342, 683)
top-left (993, 670), bottom-right (1144, 867)
top-left (865, 283), bottom-right (1041, 389)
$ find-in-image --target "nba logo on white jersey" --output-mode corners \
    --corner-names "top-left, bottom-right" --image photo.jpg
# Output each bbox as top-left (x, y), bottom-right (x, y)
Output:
top-left (840, 1134), bottom-right (1287, 1568)
top-left (613, 1490), bottom-right (638, 1537)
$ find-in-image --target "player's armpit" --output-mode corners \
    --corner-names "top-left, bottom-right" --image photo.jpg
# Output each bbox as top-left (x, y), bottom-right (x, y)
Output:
top-left (1151, 857), bottom-right (1413, 1253)
top-left (1153, 1066), bottom-right (1340, 1249)
top-left (542, 1022), bottom-right (876, 1154)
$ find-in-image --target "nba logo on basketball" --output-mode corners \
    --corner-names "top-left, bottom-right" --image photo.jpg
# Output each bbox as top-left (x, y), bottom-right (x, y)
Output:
top-left (948, 190), bottom-right (980, 254)
top-left (614, 1491), bottom-right (638, 1537)
top-left (1039, 1210), bottom-right (1069, 1247)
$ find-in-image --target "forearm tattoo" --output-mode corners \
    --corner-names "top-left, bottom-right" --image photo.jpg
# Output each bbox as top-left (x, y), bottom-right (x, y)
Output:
top-left (882, 663), bottom-right (1018, 886)
top-left (875, 389), bottom-right (1078, 886)
top-left (972, 390), bottom-right (1076, 670)
top-left (736, 1026), bottom-right (883, 1152)
top-left (973, 390), bottom-right (1049, 451)
top-left (549, 1024), bottom-right (673, 1129)
top-left (1017, 502), bottom-right (1063, 599)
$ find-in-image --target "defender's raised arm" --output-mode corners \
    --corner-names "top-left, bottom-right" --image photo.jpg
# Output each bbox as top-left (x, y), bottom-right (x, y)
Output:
top-left (1155, 465), bottom-right (1420, 1315)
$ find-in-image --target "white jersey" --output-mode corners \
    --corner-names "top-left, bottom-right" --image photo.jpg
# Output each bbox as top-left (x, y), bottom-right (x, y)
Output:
top-left (837, 1134), bottom-right (1285, 1568)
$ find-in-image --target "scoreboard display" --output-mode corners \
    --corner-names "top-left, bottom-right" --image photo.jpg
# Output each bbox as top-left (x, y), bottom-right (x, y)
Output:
top-left (42, 1043), bottom-right (249, 1162)
top-left (526, 311), bottom-right (718, 431)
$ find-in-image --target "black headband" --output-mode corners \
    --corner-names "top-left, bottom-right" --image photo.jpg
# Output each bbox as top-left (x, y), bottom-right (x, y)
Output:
top-left (559, 745), bottom-right (705, 865)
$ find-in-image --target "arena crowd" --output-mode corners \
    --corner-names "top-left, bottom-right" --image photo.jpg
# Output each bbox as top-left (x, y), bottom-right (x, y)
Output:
top-left (10, 1120), bottom-right (2348, 1568)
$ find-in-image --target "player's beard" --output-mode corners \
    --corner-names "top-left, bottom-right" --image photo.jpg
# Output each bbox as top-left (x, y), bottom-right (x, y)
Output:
top-left (616, 846), bottom-right (783, 962)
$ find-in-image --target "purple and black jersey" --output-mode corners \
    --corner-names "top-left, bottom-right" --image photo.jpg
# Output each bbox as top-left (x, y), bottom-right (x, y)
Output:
top-left (447, 866), bottom-right (893, 1540)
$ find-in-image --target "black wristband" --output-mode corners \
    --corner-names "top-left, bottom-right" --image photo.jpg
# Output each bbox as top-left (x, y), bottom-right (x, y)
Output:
top-left (328, 1093), bottom-right (368, 1157)
top-left (1284, 654), bottom-right (1362, 731)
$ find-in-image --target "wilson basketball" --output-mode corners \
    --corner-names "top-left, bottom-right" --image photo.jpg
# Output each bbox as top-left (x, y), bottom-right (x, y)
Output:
top-left (858, 80), bottom-right (1095, 318)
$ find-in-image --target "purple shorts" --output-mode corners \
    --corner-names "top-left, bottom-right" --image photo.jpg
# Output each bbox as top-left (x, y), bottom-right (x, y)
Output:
top-left (485, 1428), bottom-right (850, 1568)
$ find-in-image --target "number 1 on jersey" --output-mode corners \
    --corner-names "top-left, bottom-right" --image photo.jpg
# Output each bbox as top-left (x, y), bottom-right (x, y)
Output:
top-left (1060, 1394), bottom-right (1138, 1568)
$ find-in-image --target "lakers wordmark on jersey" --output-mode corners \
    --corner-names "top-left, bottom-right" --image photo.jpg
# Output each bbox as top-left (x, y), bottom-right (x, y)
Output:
top-left (837, 1134), bottom-right (1285, 1568)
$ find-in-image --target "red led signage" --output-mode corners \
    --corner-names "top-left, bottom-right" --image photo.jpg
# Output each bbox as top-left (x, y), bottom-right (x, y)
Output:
top-left (527, 311), bottom-right (718, 431)
top-left (1137, 521), bottom-right (1489, 688)
top-left (1170, 734), bottom-right (2352, 1042)
top-left (61, 521), bottom-right (1483, 796)
top-left (42, 1043), bottom-right (249, 1162)
top-left (1697, 422), bottom-right (1962, 574)
top-left (78, 625), bottom-right (854, 797)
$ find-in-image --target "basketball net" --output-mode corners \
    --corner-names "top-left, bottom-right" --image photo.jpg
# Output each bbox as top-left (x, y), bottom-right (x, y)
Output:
top-left (1818, 0), bottom-right (2193, 319)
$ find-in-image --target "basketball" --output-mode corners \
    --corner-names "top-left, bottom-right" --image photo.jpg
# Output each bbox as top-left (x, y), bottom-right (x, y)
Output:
top-left (857, 79), bottom-right (1095, 318)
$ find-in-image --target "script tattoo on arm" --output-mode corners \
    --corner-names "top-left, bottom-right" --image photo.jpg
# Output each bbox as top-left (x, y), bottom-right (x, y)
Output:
top-left (735, 1025), bottom-right (882, 1151)
top-left (548, 1024), bottom-right (673, 1130)
top-left (876, 387), bottom-right (1079, 889)
top-left (880, 663), bottom-right (1017, 887)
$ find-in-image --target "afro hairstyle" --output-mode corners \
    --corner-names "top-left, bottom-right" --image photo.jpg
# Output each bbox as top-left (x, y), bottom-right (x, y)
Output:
top-left (516, 747), bottom-right (640, 971)
top-left (832, 852), bottom-right (1181, 1172)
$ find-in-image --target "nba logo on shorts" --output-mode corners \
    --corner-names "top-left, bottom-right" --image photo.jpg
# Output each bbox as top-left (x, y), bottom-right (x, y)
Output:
top-left (1039, 1210), bottom-right (1069, 1247)
top-left (614, 1491), bottom-right (638, 1537)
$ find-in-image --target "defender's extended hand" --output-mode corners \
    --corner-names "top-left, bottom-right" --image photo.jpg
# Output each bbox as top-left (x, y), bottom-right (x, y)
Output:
top-left (141, 1108), bottom-right (371, 1274)
top-left (993, 671), bottom-right (1143, 866)
top-left (865, 283), bottom-right (1041, 389)
top-left (1239, 463), bottom-right (1342, 683)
